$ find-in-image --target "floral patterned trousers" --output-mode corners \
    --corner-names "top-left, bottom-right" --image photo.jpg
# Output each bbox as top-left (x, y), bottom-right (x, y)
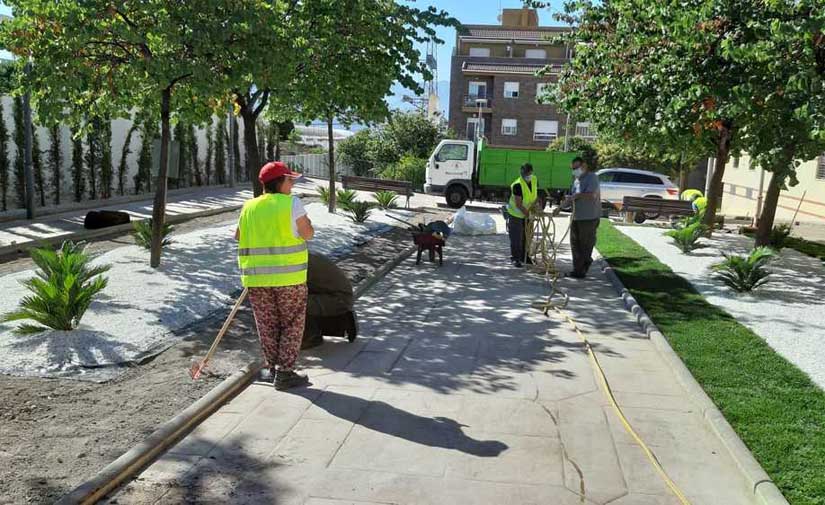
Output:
top-left (248, 284), bottom-right (308, 372)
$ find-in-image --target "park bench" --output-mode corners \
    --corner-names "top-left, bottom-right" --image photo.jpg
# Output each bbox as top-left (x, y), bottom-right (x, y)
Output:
top-left (341, 176), bottom-right (414, 209)
top-left (622, 196), bottom-right (694, 224)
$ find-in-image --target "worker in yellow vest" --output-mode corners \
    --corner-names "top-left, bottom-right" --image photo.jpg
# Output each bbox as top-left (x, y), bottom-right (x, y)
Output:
top-left (507, 163), bottom-right (538, 268)
top-left (692, 196), bottom-right (708, 214)
top-left (235, 161), bottom-right (315, 390)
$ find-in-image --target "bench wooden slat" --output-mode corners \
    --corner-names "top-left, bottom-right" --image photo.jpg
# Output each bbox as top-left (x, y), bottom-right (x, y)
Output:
top-left (341, 176), bottom-right (414, 208)
top-left (622, 196), bottom-right (694, 216)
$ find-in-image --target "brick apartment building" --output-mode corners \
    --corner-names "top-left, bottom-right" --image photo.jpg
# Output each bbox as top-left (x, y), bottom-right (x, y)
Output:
top-left (448, 8), bottom-right (593, 150)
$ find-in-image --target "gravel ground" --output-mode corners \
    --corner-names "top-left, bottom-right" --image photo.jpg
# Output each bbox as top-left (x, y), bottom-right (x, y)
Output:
top-left (0, 207), bottom-right (448, 505)
top-left (0, 203), bottom-right (414, 379)
top-left (617, 224), bottom-right (825, 390)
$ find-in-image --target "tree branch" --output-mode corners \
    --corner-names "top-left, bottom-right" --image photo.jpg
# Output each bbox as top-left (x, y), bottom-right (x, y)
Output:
top-left (253, 90), bottom-right (270, 117)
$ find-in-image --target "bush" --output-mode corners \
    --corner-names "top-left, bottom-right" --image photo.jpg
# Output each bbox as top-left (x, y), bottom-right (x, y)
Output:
top-left (768, 223), bottom-right (792, 251)
top-left (672, 210), bottom-right (705, 230)
top-left (336, 189), bottom-right (357, 211)
top-left (373, 190), bottom-right (399, 209)
top-left (133, 219), bottom-right (174, 250)
top-left (1, 241), bottom-right (110, 334)
top-left (317, 185), bottom-right (330, 205)
top-left (665, 222), bottom-right (707, 253)
top-left (712, 246), bottom-right (775, 292)
top-left (346, 201), bottom-right (374, 223)
top-left (379, 155), bottom-right (427, 191)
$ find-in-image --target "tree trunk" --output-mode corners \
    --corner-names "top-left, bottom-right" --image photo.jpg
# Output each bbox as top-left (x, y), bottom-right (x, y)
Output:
top-left (702, 123), bottom-right (732, 230)
top-left (274, 123), bottom-right (281, 161)
top-left (754, 171), bottom-right (783, 247)
top-left (677, 155), bottom-right (687, 193)
top-left (240, 110), bottom-right (262, 196)
top-left (327, 115), bottom-right (336, 213)
top-left (150, 88), bottom-right (172, 269)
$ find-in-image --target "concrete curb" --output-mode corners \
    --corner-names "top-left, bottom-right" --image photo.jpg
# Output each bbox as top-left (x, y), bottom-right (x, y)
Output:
top-left (597, 256), bottom-right (789, 505)
top-left (54, 362), bottom-right (260, 505)
top-left (56, 239), bottom-right (417, 504)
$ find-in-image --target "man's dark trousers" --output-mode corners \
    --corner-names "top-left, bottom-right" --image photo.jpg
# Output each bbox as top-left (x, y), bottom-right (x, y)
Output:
top-left (508, 216), bottom-right (526, 263)
top-left (570, 219), bottom-right (600, 276)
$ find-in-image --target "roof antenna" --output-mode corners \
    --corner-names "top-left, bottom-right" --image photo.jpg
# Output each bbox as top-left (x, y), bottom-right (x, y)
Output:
top-left (497, 0), bottom-right (502, 23)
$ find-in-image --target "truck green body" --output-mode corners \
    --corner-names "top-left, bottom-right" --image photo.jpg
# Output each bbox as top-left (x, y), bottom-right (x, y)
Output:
top-left (476, 141), bottom-right (577, 193)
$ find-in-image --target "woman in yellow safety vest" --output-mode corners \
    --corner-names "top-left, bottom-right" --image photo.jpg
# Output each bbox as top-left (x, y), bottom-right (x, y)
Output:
top-left (507, 163), bottom-right (538, 268)
top-left (235, 162), bottom-right (315, 390)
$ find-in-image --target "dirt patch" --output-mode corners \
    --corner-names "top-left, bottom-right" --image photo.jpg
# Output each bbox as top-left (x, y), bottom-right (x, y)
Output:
top-left (0, 207), bottom-right (448, 504)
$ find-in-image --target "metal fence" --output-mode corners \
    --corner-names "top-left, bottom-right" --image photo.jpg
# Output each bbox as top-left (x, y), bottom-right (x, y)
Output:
top-left (280, 153), bottom-right (355, 180)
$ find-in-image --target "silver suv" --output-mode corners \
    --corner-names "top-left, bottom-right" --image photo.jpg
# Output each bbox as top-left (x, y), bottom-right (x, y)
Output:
top-left (597, 168), bottom-right (679, 211)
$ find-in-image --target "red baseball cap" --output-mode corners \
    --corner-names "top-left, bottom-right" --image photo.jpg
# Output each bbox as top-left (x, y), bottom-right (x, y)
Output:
top-left (258, 161), bottom-right (301, 184)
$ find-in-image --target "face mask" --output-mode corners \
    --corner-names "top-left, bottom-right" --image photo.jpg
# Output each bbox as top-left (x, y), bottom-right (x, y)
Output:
top-left (573, 168), bottom-right (583, 178)
top-left (523, 174), bottom-right (532, 182)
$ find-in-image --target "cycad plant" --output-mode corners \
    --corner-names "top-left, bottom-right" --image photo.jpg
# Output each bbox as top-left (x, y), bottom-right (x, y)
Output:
top-left (665, 222), bottom-right (707, 253)
top-left (347, 201), bottom-right (374, 223)
top-left (373, 190), bottom-right (399, 209)
top-left (316, 185), bottom-right (331, 206)
top-left (336, 189), bottom-right (357, 211)
top-left (1, 242), bottom-right (110, 334)
top-left (133, 219), bottom-right (174, 250)
top-left (712, 246), bottom-right (776, 292)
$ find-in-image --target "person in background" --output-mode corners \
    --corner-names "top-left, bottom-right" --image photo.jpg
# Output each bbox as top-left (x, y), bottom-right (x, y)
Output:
top-left (235, 161), bottom-right (315, 390)
top-left (565, 156), bottom-right (601, 279)
top-left (507, 163), bottom-right (538, 268)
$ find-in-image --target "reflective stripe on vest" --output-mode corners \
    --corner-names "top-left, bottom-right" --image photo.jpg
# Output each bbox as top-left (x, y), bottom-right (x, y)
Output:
top-left (238, 243), bottom-right (308, 256)
top-left (237, 193), bottom-right (308, 288)
top-left (507, 176), bottom-right (538, 219)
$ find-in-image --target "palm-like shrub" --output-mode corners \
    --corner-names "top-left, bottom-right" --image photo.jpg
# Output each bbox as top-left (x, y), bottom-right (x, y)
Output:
top-left (133, 219), bottom-right (174, 250)
top-left (665, 222), bottom-right (707, 253)
top-left (316, 185), bottom-right (330, 205)
top-left (712, 246), bottom-right (776, 292)
top-left (347, 201), bottom-right (374, 223)
top-left (768, 223), bottom-right (792, 251)
top-left (373, 190), bottom-right (399, 209)
top-left (336, 189), bottom-right (358, 211)
top-left (2, 242), bottom-right (110, 334)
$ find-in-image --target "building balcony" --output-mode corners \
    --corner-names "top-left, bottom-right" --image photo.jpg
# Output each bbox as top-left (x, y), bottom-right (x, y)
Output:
top-left (533, 132), bottom-right (558, 142)
top-left (462, 95), bottom-right (493, 113)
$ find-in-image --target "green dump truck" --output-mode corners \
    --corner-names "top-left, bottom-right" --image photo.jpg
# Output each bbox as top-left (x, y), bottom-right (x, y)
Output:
top-left (424, 138), bottom-right (578, 208)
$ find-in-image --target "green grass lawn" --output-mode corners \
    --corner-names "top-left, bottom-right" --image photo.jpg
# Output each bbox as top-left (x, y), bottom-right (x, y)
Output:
top-left (597, 219), bottom-right (825, 505)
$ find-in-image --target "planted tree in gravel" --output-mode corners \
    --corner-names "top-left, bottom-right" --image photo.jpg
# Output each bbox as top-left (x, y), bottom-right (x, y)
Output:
top-left (71, 128), bottom-right (84, 202)
top-left (48, 125), bottom-right (61, 205)
top-left (1, 241), bottom-right (110, 335)
top-left (0, 100), bottom-right (8, 211)
top-left (712, 247), bottom-right (776, 292)
top-left (118, 124), bottom-right (139, 196)
top-left (547, 0), bottom-right (804, 232)
top-left (346, 201), bottom-right (374, 224)
top-left (336, 189), bottom-right (358, 211)
top-left (294, 0), bottom-right (458, 213)
top-left (11, 96), bottom-right (24, 207)
top-left (373, 190), bottom-right (399, 209)
top-left (133, 219), bottom-right (174, 250)
top-left (31, 122), bottom-right (44, 207)
top-left (214, 116), bottom-right (227, 185)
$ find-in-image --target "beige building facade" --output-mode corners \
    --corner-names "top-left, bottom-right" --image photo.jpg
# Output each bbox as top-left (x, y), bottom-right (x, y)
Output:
top-left (721, 153), bottom-right (825, 224)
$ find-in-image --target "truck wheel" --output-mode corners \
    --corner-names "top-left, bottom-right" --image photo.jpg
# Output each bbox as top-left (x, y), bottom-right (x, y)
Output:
top-left (445, 185), bottom-right (468, 209)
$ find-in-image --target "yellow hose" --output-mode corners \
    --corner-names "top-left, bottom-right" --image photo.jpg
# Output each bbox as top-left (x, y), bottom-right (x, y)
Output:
top-left (526, 209), bottom-right (692, 505)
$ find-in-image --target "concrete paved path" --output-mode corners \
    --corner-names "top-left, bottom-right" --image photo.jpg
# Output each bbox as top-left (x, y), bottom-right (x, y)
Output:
top-left (109, 233), bottom-right (758, 505)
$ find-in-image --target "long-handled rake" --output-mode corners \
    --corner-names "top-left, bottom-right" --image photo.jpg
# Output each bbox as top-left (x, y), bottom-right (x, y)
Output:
top-left (189, 288), bottom-right (249, 380)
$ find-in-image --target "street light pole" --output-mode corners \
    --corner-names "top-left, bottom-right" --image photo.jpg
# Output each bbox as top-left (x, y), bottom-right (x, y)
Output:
top-left (23, 60), bottom-right (35, 220)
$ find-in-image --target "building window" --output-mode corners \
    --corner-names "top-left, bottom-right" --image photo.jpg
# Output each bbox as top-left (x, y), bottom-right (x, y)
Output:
top-left (534, 120), bottom-right (559, 141)
top-left (468, 81), bottom-right (487, 99)
top-left (469, 47), bottom-right (491, 57)
top-left (525, 48), bottom-right (547, 59)
top-left (536, 83), bottom-right (550, 104)
top-left (733, 157), bottom-right (740, 169)
top-left (575, 122), bottom-right (596, 140)
top-left (817, 155), bottom-right (825, 180)
top-left (503, 82), bottom-right (520, 99)
top-left (502, 119), bottom-right (518, 136)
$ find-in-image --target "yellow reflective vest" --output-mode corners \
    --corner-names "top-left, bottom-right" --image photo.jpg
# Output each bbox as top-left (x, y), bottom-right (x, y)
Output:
top-left (693, 196), bottom-right (708, 213)
top-left (507, 176), bottom-right (538, 219)
top-left (237, 193), bottom-right (308, 288)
